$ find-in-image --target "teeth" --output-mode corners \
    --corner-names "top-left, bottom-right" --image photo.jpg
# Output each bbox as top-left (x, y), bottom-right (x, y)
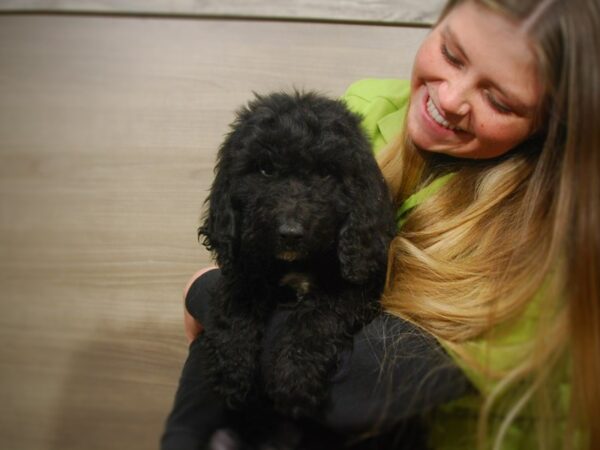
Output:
top-left (426, 97), bottom-right (460, 131)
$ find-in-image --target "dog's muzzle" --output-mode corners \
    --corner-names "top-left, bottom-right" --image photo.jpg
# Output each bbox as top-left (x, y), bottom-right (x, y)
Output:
top-left (276, 221), bottom-right (305, 262)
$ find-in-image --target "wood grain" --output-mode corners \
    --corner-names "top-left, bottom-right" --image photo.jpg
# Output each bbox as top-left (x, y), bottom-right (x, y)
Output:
top-left (0, 14), bottom-right (427, 450)
top-left (0, 0), bottom-right (445, 25)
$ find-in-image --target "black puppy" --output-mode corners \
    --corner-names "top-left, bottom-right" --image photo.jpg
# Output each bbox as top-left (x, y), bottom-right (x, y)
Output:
top-left (197, 91), bottom-right (396, 448)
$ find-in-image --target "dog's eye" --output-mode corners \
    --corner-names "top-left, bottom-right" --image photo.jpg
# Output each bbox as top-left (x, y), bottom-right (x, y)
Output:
top-left (317, 169), bottom-right (337, 182)
top-left (259, 162), bottom-right (275, 178)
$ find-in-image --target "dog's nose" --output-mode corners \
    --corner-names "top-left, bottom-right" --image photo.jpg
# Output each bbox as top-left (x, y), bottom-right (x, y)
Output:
top-left (278, 222), bottom-right (304, 243)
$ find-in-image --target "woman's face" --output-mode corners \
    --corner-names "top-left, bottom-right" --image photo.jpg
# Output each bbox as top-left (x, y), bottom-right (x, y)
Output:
top-left (407, 0), bottom-right (543, 159)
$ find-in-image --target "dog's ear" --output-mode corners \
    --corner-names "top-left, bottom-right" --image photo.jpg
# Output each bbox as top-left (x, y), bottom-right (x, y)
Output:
top-left (197, 94), bottom-right (265, 272)
top-left (338, 162), bottom-right (396, 285)
top-left (198, 152), bottom-right (238, 271)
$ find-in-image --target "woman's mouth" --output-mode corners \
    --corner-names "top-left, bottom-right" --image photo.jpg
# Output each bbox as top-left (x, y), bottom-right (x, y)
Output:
top-left (426, 96), bottom-right (461, 131)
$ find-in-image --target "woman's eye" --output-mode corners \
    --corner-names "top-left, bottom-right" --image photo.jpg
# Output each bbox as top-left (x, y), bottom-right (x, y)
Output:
top-left (486, 91), bottom-right (513, 114)
top-left (441, 43), bottom-right (462, 68)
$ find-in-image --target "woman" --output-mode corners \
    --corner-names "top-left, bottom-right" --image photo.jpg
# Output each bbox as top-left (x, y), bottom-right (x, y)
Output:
top-left (163, 0), bottom-right (599, 448)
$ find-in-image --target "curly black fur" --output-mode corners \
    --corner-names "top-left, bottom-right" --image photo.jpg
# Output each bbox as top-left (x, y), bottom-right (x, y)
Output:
top-left (197, 91), bottom-right (396, 449)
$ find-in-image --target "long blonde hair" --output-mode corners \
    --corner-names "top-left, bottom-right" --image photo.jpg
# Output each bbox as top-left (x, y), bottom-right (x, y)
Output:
top-left (379, 0), bottom-right (599, 448)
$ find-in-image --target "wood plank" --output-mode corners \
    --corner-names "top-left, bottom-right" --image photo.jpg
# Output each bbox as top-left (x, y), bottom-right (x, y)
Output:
top-left (0, 14), bottom-right (428, 450)
top-left (0, 0), bottom-right (445, 26)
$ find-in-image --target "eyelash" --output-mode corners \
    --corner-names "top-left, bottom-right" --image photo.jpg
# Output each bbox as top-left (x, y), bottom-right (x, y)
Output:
top-left (441, 43), bottom-right (462, 68)
top-left (485, 91), bottom-right (512, 114)
top-left (440, 43), bottom-right (513, 115)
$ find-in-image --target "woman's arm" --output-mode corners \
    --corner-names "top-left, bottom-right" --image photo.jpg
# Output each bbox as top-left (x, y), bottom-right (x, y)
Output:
top-left (322, 314), bottom-right (472, 433)
top-left (182, 267), bottom-right (217, 343)
top-left (161, 268), bottom-right (221, 450)
top-left (167, 269), bottom-right (471, 437)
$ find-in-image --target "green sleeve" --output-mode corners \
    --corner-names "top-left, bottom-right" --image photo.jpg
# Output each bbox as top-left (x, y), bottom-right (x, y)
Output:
top-left (341, 79), bottom-right (411, 154)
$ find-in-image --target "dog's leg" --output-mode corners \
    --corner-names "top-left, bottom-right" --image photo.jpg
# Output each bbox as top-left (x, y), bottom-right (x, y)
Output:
top-left (190, 276), bottom-right (268, 412)
top-left (205, 309), bottom-right (266, 410)
top-left (263, 290), bottom-right (375, 419)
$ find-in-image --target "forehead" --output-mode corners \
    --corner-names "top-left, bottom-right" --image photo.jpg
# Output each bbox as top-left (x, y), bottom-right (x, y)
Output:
top-left (440, 1), bottom-right (542, 111)
top-left (235, 113), bottom-right (356, 175)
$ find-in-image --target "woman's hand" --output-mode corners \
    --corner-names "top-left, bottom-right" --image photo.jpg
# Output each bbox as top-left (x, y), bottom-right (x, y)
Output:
top-left (183, 266), bottom-right (217, 344)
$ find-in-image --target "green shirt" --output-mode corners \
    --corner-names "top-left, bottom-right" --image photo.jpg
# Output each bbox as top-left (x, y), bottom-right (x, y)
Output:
top-left (342, 78), bottom-right (411, 155)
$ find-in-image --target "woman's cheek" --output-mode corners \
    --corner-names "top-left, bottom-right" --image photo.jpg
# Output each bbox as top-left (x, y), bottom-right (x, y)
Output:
top-left (411, 36), bottom-right (440, 85)
top-left (474, 119), bottom-right (531, 157)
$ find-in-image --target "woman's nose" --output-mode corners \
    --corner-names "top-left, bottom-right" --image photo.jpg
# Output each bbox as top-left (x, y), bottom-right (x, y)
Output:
top-left (438, 79), bottom-right (471, 116)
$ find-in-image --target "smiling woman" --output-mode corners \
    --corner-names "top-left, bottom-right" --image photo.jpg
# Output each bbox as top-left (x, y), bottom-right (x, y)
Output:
top-left (407, 0), bottom-right (542, 158)
top-left (377, 0), bottom-right (600, 448)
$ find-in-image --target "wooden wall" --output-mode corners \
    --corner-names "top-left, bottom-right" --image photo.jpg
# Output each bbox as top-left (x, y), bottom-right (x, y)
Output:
top-left (0, 0), bottom-right (444, 25)
top-left (0, 3), bottom-right (433, 449)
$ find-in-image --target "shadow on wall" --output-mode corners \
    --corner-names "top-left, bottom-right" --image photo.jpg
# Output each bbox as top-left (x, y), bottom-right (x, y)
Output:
top-left (50, 319), bottom-right (188, 450)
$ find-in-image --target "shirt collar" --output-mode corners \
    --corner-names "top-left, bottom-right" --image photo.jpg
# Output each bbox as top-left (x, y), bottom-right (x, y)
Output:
top-left (377, 105), bottom-right (408, 145)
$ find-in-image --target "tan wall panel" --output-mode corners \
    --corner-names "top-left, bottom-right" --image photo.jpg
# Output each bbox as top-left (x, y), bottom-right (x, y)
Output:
top-left (0, 15), bottom-right (428, 449)
top-left (0, 0), bottom-right (445, 25)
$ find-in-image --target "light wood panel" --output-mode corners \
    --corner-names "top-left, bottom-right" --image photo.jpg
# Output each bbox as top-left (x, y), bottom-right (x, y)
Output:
top-left (0, 0), bottom-right (445, 25)
top-left (0, 14), bottom-right (428, 450)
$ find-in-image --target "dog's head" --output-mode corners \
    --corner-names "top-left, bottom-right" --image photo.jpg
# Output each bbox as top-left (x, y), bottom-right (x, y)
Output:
top-left (199, 91), bottom-right (395, 284)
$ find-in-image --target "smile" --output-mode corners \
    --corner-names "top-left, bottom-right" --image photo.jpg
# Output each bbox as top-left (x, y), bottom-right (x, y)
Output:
top-left (426, 96), bottom-right (461, 131)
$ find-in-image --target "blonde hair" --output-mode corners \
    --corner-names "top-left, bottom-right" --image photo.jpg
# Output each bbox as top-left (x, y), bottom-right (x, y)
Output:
top-left (379, 0), bottom-right (599, 448)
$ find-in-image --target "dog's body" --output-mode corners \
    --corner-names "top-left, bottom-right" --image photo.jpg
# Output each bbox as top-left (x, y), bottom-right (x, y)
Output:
top-left (197, 92), bottom-right (397, 449)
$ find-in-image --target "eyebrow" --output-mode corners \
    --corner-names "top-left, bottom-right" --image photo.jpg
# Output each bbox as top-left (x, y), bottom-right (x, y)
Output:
top-left (441, 26), bottom-right (533, 115)
top-left (442, 26), bottom-right (470, 63)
